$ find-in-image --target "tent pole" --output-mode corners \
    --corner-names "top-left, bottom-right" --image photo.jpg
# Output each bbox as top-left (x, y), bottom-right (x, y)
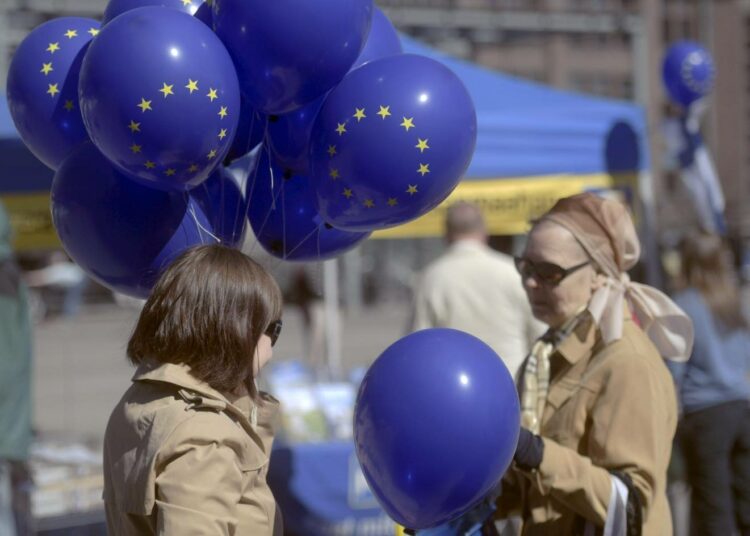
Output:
top-left (323, 258), bottom-right (342, 381)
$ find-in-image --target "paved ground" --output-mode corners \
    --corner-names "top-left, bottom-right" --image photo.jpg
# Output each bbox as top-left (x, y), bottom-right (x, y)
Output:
top-left (32, 302), bottom-right (410, 443)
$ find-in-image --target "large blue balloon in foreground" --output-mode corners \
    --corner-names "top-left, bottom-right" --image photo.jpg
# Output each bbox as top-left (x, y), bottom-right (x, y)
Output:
top-left (213, 0), bottom-right (373, 114)
top-left (6, 17), bottom-right (99, 170)
top-left (354, 329), bottom-right (519, 529)
top-left (310, 54), bottom-right (476, 232)
top-left (248, 151), bottom-right (370, 261)
top-left (662, 41), bottom-right (715, 109)
top-left (52, 142), bottom-right (218, 298)
top-left (79, 7), bottom-right (240, 190)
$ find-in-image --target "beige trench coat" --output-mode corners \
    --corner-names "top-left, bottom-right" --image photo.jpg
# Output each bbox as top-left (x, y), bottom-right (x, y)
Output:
top-left (103, 360), bottom-right (283, 536)
top-left (497, 310), bottom-right (678, 536)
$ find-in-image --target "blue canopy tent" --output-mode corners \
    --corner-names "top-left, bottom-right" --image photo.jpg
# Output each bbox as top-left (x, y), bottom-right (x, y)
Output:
top-left (375, 36), bottom-right (649, 238)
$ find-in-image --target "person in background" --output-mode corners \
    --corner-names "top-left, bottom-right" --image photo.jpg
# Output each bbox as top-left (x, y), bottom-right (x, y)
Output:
top-left (410, 201), bottom-right (542, 379)
top-left (0, 202), bottom-right (33, 536)
top-left (103, 244), bottom-right (284, 535)
top-left (495, 193), bottom-right (693, 535)
top-left (667, 231), bottom-right (750, 536)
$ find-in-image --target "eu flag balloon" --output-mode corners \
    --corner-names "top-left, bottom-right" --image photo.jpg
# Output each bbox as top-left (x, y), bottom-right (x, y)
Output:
top-left (354, 329), bottom-right (520, 529)
top-left (6, 17), bottom-right (99, 170)
top-left (351, 7), bottom-right (402, 70)
top-left (662, 41), bottom-right (715, 109)
top-left (248, 150), bottom-right (370, 261)
top-left (79, 7), bottom-right (240, 191)
top-left (102, 0), bottom-right (200, 25)
top-left (212, 0), bottom-right (373, 114)
top-left (52, 142), bottom-right (218, 298)
top-left (309, 54), bottom-right (476, 232)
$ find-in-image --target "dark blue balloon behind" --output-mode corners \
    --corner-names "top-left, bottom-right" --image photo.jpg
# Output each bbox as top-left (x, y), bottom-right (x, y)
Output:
top-left (79, 7), bottom-right (240, 190)
top-left (6, 17), bottom-right (99, 170)
top-left (662, 41), bottom-right (715, 109)
top-left (102, 0), bottom-right (200, 25)
top-left (52, 142), bottom-right (218, 298)
top-left (248, 151), bottom-right (370, 261)
top-left (354, 329), bottom-right (520, 529)
top-left (213, 0), bottom-right (373, 114)
top-left (191, 165), bottom-right (248, 248)
top-left (225, 92), bottom-right (266, 164)
top-left (310, 54), bottom-right (476, 232)
top-left (351, 7), bottom-right (402, 70)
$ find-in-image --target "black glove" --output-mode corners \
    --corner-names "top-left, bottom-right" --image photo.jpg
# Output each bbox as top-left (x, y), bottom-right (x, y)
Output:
top-left (514, 427), bottom-right (544, 471)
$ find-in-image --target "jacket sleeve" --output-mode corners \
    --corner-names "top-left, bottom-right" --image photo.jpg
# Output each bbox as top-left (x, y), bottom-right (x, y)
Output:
top-left (529, 347), bottom-right (672, 527)
top-left (154, 415), bottom-right (245, 535)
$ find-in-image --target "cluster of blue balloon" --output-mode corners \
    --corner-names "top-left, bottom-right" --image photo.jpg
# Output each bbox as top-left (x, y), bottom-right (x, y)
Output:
top-left (354, 329), bottom-right (520, 529)
top-left (6, 0), bottom-right (476, 298)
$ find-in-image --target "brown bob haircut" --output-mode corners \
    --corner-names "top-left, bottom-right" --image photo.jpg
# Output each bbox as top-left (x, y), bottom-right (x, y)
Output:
top-left (127, 244), bottom-right (282, 393)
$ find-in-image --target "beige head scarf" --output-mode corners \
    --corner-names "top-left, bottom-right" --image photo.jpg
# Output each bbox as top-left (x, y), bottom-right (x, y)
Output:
top-left (539, 193), bottom-right (693, 362)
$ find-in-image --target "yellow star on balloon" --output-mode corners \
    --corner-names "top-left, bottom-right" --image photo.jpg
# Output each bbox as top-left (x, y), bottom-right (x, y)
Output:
top-left (327, 145), bottom-right (337, 157)
top-left (138, 98), bottom-right (152, 112)
top-left (387, 197), bottom-right (398, 207)
top-left (165, 168), bottom-right (176, 176)
top-left (335, 123), bottom-right (347, 136)
top-left (218, 129), bottom-right (227, 140)
top-left (128, 120), bottom-right (141, 133)
top-left (144, 161), bottom-right (156, 169)
top-left (342, 188), bottom-right (353, 199)
top-left (329, 168), bottom-right (340, 180)
top-left (363, 199), bottom-right (375, 208)
top-left (417, 163), bottom-right (430, 176)
top-left (64, 29), bottom-right (78, 39)
top-left (207, 149), bottom-right (217, 159)
top-left (181, 0), bottom-right (192, 5)
top-left (400, 117), bottom-right (415, 131)
top-left (415, 138), bottom-right (430, 152)
top-left (185, 79), bottom-right (199, 93)
top-left (377, 105), bottom-right (391, 119)
top-left (218, 106), bottom-right (228, 119)
top-left (406, 184), bottom-right (418, 195)
top-left (188, 164), bottom-right (199, 173)
top-left (46, 42), bottom-right (60, 53)
top-left (63, 100), bottom-right (74, 111)
top-left (206, 88), bottom-right (218, 101)
top-left (46, 83), bottom-right (59, 97)
top-left (353, 108), bottom-right (366, 121)
top-left (159, 83), bottom-right (174, 98)
top-left (129, 143), bottom-right (142, 154)
top-left (87, 28), bottom-right (99, 37)
top-left (40, 62), bottom-right (53, 75)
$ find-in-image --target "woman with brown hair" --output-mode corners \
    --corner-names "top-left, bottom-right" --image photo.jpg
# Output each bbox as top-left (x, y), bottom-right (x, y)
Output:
top-left (494, 193), bottom-right (693, 536)
top-left (102, 244), bottom-right (284, 535)
top-left (668, 232), bottom-right (750, 536)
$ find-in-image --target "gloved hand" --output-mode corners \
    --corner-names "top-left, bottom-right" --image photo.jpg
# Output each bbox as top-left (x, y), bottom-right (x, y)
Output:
top-left (514, 428), bottom-right (544, 471)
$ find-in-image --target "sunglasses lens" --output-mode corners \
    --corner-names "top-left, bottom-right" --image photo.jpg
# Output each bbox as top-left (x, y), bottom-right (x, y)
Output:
top-left (535, 263), bottom-right (565, 284)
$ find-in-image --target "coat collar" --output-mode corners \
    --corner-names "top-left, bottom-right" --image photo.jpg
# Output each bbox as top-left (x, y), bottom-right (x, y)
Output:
top-left (132, 360), bottom-right (233, 403)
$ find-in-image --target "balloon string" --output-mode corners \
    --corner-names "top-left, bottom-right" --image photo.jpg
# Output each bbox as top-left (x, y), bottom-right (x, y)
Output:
top-left (284, 223), bottom-right (322, 259)
top-left (231, 111), bottom-right (261, 245)
top-left (188, 200), bottom-right (221, 243)
top-left (246, 118), bottom-right (272, 257)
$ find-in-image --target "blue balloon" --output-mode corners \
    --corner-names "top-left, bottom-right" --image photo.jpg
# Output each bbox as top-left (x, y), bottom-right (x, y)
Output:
top-left (6, 17), bottom-right (99, 170)
top-left (191, 165), bottom-right (248, 248)
top-left (213, 0), bottom-right (373, 114)
top-left (354, 329), bottom-right (520, 529)
top-left (102, 0), bottom-right (201, 25)
top-left (351, 7), bottom-right (402, 70)
top-left (662, 41), bottom-right (715, 108)
top-left (309, 54), bottom-right (476, 232)
top-left (225, 93), bottom-right (267, 163)
top-left (79, 7), bottom-right (240, 190)
top-left (248, 150), bottom-right (370, 261)
top-left (266, 96), bottom-right (325, 175)
top-left (193, 1), bottom-right (212, 27)
top-left (51, 142), bottom-right (218, 298)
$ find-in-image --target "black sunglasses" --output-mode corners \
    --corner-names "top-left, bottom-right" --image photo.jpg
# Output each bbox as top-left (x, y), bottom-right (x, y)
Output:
top-left (264, 320), bottom-right (283, 346)
top-left (514, 256), bottom-right (590, 286)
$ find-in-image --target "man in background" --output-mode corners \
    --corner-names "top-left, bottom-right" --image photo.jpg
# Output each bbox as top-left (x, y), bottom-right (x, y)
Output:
top-left (410, 201), bottom-right (542, 379)
top-left (0, 201), bottom-right (33, 536)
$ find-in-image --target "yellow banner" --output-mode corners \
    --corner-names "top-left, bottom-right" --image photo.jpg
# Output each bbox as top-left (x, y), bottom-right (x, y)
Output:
top-left (373, 173), bottom-right (634, 239)
top-left (0, 193), bottom-right (60, 251)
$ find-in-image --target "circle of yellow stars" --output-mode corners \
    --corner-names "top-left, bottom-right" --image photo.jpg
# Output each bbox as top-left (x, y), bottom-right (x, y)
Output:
top-left (127, 77), bottom-right (232, 178)
top-left (326, 104), bottom-right (431, 210)
top-left (41, 26), bottom-right (99, 112)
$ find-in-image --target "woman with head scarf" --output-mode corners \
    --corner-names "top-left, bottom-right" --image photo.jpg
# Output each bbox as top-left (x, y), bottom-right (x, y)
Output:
top-left (494, 193), bottom-right (693, 536)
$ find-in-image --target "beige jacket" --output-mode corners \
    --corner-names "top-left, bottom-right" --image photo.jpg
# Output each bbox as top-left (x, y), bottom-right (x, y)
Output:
top-left (497, 311), bottom-right (677, 536)
top-left (411, 240), bottom-right (544, 378)
top-left (103, 360), bottom-right (283, 536)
